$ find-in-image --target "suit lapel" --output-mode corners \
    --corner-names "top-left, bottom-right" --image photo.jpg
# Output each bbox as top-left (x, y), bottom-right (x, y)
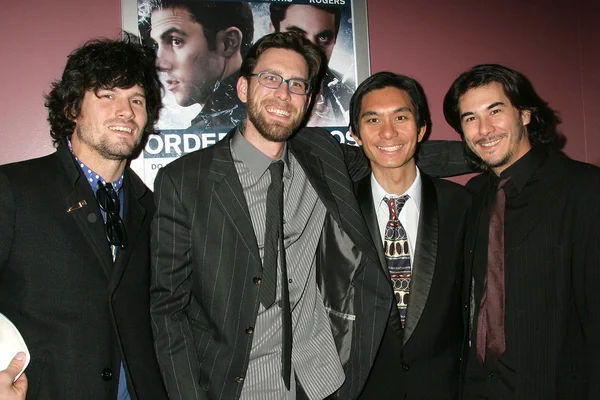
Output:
top-left (403, 174), bottom-right (438, 346)
top-left (355, 176), bottom-right (388, 275)
top-left (504, 154), bottom-right (565, 255)
top-left (289, 137), bottom-right (380, 263)
top-left (59, 145), bottom-right (113, 277)
top-left (210, 129), bottom-right (261, 263)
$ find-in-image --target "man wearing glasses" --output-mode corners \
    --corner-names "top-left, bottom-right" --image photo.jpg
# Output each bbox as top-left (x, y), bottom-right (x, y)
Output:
top-left (150, 31), bottom-right (392, 400)
top-left (0, 36), bottom-right (168, 400)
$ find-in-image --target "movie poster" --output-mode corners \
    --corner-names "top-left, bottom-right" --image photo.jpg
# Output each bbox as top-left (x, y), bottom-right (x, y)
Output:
top-left (133, 0), bottom-right (364, 186)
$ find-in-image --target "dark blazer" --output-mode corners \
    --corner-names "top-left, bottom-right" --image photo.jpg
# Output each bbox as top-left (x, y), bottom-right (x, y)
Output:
top-left (150, 127), bottom-right (392, 400)
top-left (0, 145), bottom-right (167, 400)
top-left (357, 172), bottom-right (471, 400)
top-left (462, 149), bottom-right (600, 399)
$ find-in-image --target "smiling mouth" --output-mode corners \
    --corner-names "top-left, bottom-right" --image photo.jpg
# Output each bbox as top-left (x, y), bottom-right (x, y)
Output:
top-left (109, 126), bottom-right (133, 134)
top-left (266, 105), bottom-right (290, 117)
top-left (377, 145), bottom-right (403, 151)
top-left (479, 137), bottom-right (502, 148)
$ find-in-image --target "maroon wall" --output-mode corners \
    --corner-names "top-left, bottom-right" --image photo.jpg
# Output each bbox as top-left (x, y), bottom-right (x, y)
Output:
top-left (0, 0), bottom-right (598, 171)
top-left (0, 0), bottom-right (121, 164)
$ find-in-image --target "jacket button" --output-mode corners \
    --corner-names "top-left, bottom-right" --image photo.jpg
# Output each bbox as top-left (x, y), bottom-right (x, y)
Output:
top-left (464, 302), bottom-right (468, 309)
top-left (253, 277), bottom-right (262, 284)
top-left (102, 368), bottom-right (112, 381)
top-left (235, 377), bottom-right (245, 383)
top-left (245, 326), bottom-right (254, 334)
top-left (402, 364), bottom-right (409, 371)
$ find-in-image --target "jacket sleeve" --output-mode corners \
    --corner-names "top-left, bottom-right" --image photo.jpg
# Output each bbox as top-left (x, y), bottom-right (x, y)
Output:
top-left (150, 167), bottom-right (208, 400)
top-left (416, 140), bottom-right (473, 177)
top-left (0, 171), bottom-right (15, 276)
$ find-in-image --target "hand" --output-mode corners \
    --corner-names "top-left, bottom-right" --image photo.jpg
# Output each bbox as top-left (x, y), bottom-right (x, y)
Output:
top-left (0, 352), bottom-right (28, 399)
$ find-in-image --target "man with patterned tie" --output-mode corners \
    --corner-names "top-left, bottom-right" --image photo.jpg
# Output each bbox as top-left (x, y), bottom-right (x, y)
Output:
top-left (351, 72), bottom-right (471, 399)
top-left (444, 64), bottom-right (600, 399)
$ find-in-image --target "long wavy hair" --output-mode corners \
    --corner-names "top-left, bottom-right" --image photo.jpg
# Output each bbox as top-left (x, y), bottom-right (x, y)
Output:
top-left (443, 64), bottom-right (560, 171)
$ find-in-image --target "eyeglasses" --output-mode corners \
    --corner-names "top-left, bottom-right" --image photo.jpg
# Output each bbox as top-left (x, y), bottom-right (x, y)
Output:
top-left (96, 181), bottom-right (127, 249)
top-left (248, 71), bottom-right (311, 95)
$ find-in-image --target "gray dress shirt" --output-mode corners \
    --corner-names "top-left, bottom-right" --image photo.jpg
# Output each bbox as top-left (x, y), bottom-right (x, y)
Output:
top-left (231, 128), bottom-right (345, 400)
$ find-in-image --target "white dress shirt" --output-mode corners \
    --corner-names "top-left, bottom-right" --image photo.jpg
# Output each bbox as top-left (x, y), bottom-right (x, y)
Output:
top-left (371, 167), bottom-right (422, 267)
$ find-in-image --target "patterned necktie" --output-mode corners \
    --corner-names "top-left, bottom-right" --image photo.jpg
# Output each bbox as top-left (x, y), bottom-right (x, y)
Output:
top-left (477, 177), bottom-right (510, 363)
top-left (260, 161), bottom-right (292, 389)
top-left (384, 195), bottom-right (412, 328)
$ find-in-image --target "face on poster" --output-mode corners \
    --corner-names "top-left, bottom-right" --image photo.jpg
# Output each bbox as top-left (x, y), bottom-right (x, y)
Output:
top-left (135, 0), bottom-right (362, 185)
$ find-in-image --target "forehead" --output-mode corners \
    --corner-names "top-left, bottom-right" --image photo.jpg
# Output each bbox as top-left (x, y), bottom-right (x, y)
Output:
top-left (150, 7), bottom-right (202, 38)
top-left (254, 48), bottom-right (308, 79)
top-left (459, 82), bottom-right (512, 112)
top-left (90, 84), bottom-right (146, 97)
top-left (280, 5), bottom-right (336, 32)
top-left (361, 86), bottom-right (413, 113)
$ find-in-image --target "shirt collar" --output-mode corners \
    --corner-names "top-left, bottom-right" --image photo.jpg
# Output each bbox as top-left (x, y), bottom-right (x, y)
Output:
top-left (495, 145), bottom-right (548, 195)
top-left (371, 166), bottom-right (422, 212)
top-left (231, 122), bottom-right (291, 179)
top-left (67, 138), bottom-right (124, 193)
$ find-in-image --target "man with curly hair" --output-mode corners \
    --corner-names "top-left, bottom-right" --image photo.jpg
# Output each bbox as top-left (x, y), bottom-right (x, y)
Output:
top-left (0, 35), bottom-right (168, 400)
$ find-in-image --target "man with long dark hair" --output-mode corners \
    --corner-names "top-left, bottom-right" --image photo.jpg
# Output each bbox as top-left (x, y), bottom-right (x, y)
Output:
top-left (444, 64), bottom-right (600, 399)
top-left (0, 35), bottom-right (167, 399)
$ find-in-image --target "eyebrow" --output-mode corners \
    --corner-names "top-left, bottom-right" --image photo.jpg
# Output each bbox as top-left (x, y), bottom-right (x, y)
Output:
top-left (159, 27), bottom-right (187, 41)
top-left (360, 107), bottom-right (411, 119)
top-left (460, 101), bottom-right (505, 120)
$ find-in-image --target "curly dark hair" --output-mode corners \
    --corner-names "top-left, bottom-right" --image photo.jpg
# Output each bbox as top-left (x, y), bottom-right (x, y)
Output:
top-left (349, 71), bottom-right (432, 140)
top-left (239, 31), bottom-right (324, 95)
top-left (45, 33), bottom-right (162, 147)
top-left (443, 64), bottom-right (560, 171)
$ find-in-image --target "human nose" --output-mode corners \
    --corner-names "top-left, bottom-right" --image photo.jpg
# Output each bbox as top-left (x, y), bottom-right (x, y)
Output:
top-left (156, 45), bottom-right (172, 72)
top-left (115, 98), bottom-right (134, 120)
top-left (274, 80), bottom-right (291, 101)
top-left (478, 116), bottom-right (493, 136)
top-left (380, 119), bottom-right (398, 139)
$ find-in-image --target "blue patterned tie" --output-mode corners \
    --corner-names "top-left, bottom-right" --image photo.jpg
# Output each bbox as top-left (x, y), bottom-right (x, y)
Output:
top-left (384, 195), bottom-right (412, 328)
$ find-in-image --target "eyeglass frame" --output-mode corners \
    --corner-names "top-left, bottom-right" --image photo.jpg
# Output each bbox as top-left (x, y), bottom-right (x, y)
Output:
top-left (247, 71), bottom-right (312, 96)
top-left (96, 181), bottom-right (127, 250)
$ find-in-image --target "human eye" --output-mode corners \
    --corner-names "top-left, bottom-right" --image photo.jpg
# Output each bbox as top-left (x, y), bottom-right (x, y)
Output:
top-left (169, 36), bottom-right (183, 47)
top-left (263, 73), bottom-right (279, 82)
top-left (317, 34), bottom-right (333, 46)
top-left (490, 108), bottom-right (502, 115)
top-left (395, 115), bottom-right (407, 121)
top-left (131, 98), bottom-right (145, 106)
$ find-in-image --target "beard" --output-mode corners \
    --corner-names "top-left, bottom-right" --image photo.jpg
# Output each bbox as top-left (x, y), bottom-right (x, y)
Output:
top-left (246, 95), bottom-right (305, 143)
top-left (75, 122), bottom-right (142, 161)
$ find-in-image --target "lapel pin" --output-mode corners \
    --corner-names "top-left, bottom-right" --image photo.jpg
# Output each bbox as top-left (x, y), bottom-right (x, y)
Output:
top-left (66, 200), bottom-right (88, 213)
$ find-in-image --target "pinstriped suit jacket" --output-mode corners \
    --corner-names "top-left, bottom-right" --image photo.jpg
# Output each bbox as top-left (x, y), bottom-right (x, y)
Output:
top-left (150, 127), bottom-right (392, 400)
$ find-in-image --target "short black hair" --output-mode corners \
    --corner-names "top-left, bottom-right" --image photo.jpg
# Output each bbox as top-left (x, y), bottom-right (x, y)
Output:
top-left (349, 71), bottom-right (432, 139)
top-left (140, 0), bottom-right (254, 56)
top-left (239, 31), bottom-right (324, 95)
top-left (270, 4), bottom-right (341, 38)
top-left (45, 33), bottom-right (162, 147)
top-left (443, 64), bottom-right (560, 170)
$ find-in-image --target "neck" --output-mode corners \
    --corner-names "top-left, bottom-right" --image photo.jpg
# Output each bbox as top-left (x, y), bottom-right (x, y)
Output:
top-left (243, 121), bottom-right (285, 160)
top-left (372, 162), bottom-right (417, 195)
top-left (222, 55), bottom-right (242, 81)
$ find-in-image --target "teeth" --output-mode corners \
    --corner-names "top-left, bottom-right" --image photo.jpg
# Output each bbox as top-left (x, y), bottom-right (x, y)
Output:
top-left (378, 145), bottom-right (403, 151)
top-left (109, 126), bottom-right (132, 133)
top-left (267, 107), bottom-right (289, 117)
top-left (480, 138), bottom-right (501, 147)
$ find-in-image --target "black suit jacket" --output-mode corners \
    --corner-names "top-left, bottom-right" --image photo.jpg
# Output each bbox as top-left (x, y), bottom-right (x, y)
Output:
top-left (462, 149), bottom-right (600, 399)
top-left (150, 127), bottom-right (392, 400)
top-left (357, 172), bottom-right (471, 400)
top-left (0, 145), bottom-right (167, 399)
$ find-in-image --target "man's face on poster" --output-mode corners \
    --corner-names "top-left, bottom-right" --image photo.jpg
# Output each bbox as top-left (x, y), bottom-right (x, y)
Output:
top-left (275, 5), bottom-right (337, 63)
top-left (150, 7), bottom-right (224, 107)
